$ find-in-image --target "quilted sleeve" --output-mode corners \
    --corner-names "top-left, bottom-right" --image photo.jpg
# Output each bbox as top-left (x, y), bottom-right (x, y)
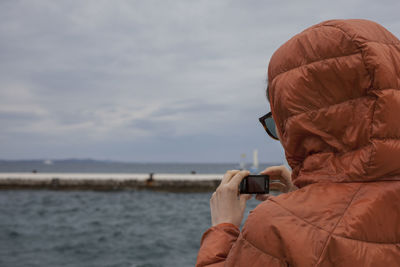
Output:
top-left (224, 235), bottom-right (288, 266)
top-left (196, 223), bottom-right (240, 267)
top-left (196, 223), bottom-right (287, 267)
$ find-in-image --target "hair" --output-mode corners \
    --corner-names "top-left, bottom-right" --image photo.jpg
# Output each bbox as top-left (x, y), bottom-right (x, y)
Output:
top-left (265, 77), bottom-right (270, 103)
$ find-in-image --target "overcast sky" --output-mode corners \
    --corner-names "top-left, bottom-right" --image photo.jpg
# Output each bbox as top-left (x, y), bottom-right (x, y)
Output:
top-left (1, 0), bottom-right (399, 163)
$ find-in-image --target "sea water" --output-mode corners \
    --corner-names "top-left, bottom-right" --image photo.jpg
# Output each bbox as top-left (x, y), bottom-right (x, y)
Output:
top-left (0, 162), bottom-right (279, 267)
top-left (0, 190), bottom-right (263, 267)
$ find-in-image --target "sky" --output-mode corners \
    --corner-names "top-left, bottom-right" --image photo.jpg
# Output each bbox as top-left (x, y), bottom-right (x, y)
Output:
top-left (1, 0), bottom-right (400, 163)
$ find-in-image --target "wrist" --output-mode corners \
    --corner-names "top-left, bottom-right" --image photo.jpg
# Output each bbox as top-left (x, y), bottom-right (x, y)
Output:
top-left (213, 222), bottom-right (240, 230)
top-left (212, 218), bottom-right (238, 228)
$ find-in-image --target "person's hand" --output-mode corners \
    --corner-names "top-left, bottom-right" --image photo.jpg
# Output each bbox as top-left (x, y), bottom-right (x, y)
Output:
top-left (210, 170), bottom-right (252, 227)
top-left (255, 165), bottom-right (297, 201)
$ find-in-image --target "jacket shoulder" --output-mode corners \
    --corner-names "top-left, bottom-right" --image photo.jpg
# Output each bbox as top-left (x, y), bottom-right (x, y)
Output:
top-left (332, 181), bottom-right (400, 243)
top-left (319, 181), bottom-right (400, 265)
top-left (241, 182), bottom-right (361, 265)
top-left (242, 181), bottom-right (400, 265)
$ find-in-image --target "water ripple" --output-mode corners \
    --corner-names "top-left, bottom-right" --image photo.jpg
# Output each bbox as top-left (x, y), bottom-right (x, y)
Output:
top-left (0, 190), bottom-right (261, 267)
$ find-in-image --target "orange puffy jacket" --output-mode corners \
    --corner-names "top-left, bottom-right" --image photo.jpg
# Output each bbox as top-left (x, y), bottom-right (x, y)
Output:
top-left (196, 19), bottom-right (400, 266)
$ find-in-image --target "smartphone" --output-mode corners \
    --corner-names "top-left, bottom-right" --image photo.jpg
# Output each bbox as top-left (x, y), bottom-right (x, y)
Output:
top-left (239, 175), bottom-right (269, 194)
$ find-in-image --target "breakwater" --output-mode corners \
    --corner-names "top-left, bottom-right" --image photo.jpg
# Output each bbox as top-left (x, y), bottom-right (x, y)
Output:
top-left (0, 173), bottom-right (222, 192)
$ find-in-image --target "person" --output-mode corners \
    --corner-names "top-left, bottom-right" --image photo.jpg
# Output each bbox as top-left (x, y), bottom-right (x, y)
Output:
top-left (196, 19), bottom-right (400, 266)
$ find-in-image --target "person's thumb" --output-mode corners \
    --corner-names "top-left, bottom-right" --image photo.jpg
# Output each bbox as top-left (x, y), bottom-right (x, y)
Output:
top-left (255, 194), bottom-right (270, 201)
top-left (240, 194), bottom-right (251, 207)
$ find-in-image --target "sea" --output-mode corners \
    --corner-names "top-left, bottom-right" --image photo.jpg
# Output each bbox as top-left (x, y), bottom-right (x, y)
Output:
top-left (0, 160), bottom-right (281, 267)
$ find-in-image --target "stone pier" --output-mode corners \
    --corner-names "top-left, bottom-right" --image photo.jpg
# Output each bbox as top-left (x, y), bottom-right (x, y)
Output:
top-left (0, 173), bottom-right (223, 192)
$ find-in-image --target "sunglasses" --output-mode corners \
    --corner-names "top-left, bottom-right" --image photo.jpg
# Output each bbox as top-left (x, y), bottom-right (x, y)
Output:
top-left (259, 112), bottom-right (279, 140)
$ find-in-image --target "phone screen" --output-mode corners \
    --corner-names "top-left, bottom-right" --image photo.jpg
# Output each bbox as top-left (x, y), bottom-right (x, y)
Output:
top-left (239, 175), bottom-right (269, 194)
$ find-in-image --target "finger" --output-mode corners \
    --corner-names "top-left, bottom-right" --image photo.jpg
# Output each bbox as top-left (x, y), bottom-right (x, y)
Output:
top-left (261, 166), bottom-right (291, 180)
top-left (220, 170), bottom-right (240, 186)
top-left (229, 170), bottom-right (250, 187)
top-left (255, 194), bottom-right (270, 201)
top-left (260, 165), bottom-right (285, 176)
top-left (240, 194), bottom-right (252, 201)
top-left (269, 175), bottom-right (289, 186)
top-left (260, 165), bottom-right (292, 185)
top-left (270, 181), bottom-right (287, 192)
top-left (240, 194), bottom-right (252, 208)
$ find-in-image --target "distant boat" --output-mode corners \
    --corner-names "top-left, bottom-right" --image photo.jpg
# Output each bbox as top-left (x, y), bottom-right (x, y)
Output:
top-left (237, 150), bottom-right (259, 173)
top-left (43, 160), bottom-right (53, 165)
top-left (249, 149), bottom-right (259, 173)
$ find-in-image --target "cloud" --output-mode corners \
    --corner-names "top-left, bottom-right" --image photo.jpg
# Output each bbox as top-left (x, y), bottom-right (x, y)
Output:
top-left (0, 0), bottom-right (399, 162)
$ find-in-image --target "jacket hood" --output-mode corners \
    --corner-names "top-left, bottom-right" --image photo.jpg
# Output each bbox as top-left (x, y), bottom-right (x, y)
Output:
top-left (267, 19), bottom-right (400, 188)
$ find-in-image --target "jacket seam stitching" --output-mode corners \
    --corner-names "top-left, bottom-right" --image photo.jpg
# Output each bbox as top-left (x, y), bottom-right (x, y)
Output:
top-left (288, 136), bottom-right (400, 173)
top-left (314, 183), bottom-right (364, 266)
top-left (272, 51), bottom-right (360, 81)
top-left (364, 40), bottom-right (400, 46)
top-left (283, 87), bottom-right (399, 126)
top-left (271, 23), bottom-right (359, 80)
top-left (281, 23), bottom-right (374, 174)
top-left (271, 23), bottom-right (400, 84)
top-left (268, 199), bottom-right (331, 233)
top-left (240, 234), bottom-right (287, 263)
top-left (331, 233), bottom-right (400, 245)
top-left (324, 24), bottom-right (377, 177)
top-left (299, 23), bottom-right (400, 46)
top-left (367, 99), bottom-right (378, 173)
top-left (284, 95), bottom-right (372, 126)
top-left (297, 178), bottom-right (400, 184)
top-left (283, 95), bottom-right (374, 152)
